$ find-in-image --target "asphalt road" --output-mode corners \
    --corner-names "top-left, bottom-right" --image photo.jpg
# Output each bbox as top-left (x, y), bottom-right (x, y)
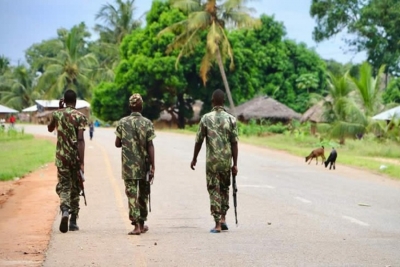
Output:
top-left (24, 125), bottom-right (400, 267)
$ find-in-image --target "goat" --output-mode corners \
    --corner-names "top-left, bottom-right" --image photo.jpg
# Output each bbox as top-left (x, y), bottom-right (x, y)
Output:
top-left (324, 148), bottom-right (337, 170)
top-left (305, 146), bottom-right (325, 165)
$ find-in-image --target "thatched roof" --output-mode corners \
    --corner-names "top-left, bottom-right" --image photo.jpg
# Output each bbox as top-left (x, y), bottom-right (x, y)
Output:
top-left (232, 96), bottom-right (301, 121)
top-left (301, 101), bottom-right (325, 123)
top-left (300, 96), bottom-right (331, 123)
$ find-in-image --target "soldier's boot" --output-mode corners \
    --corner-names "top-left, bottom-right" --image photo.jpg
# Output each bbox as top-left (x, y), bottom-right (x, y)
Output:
top-left (59, 207), bottom-right (69, 233)
top-left (69, 214), bottom-right (79, 231)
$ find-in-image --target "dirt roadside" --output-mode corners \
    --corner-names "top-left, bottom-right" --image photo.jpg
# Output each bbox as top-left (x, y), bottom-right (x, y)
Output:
top-left (0, 136), bottom-right (58, 267)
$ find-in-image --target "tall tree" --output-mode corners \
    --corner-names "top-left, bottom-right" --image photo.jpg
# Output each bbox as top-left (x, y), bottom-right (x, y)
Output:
top-left (94, 0), bottom-right (141, 44)
top-left (93, 0), bottom-right (199, 125)
top-left (310, 0), bottom-right (400, 76)
top-left (37, 25), bottom-right (98, 99)
top-left (159, 0), bottom-right (260, 114)
top-left (0, 66), bottom-right (41, 110)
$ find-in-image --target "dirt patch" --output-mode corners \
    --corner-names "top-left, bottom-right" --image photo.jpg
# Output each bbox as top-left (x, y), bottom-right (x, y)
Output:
top-left (0, 180), bottom-right (16, 208)
top-left (0, 137), bottom-right (58, 267)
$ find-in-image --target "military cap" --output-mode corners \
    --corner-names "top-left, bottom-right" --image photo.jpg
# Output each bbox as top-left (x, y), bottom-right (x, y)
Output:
top-left (129, 93), bottom-right (143, 107)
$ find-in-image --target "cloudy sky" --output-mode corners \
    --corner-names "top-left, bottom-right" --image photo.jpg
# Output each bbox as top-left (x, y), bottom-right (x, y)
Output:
top-left (0, 0), bottom-right (366, 65)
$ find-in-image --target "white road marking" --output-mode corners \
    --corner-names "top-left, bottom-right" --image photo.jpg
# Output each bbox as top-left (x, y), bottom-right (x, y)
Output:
top-left (342, 216), bottom-right (369, 227)
top-left (294, 197), bottom-right (312, 204)
top-left (240, 184), bottom-right (276, 189)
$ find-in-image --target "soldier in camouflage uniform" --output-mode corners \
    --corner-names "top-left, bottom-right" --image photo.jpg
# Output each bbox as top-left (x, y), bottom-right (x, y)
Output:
top-left (115, 93), bottom-right (156, 235)
top-left (191, 89), bottom-right (239, 233)
top-left (48, 89), bottom-right (87, 233)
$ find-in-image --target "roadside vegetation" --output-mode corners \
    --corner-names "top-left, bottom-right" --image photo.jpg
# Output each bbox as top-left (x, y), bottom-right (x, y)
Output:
top-left (0, 127), bottom-right (54, 181)
top-left (168, 120), bottom-right (400, 180)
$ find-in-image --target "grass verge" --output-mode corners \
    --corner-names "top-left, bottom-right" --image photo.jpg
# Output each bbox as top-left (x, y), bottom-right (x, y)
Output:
top-left (0, 136), bottom-right (55, 181)
top-left (162, 129), bottom-right (400, 180)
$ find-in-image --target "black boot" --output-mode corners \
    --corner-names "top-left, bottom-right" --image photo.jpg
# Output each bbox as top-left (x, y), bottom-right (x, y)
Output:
top-left (69, 214), bottom-right (79, 231)
top-left (59, 207), bottom-right (69, 233)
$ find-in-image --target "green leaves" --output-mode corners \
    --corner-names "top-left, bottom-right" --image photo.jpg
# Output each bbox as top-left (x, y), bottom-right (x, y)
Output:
top-left (36, 26), bottom-right (99, 100)
top-left (310, 0), bottom-right (400, 74)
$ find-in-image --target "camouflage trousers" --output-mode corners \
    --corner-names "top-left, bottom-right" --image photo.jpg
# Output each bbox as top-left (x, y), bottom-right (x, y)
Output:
top-left (206, 171), bottom-right (231, 222)
top-left (56, 166), bottom-right (80, 215)
top-left (124, 179), bottom-right (150, 224)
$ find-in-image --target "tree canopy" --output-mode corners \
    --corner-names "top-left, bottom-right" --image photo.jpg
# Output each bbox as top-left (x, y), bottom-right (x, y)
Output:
top-left (310, 0), bottom-right (400, 75)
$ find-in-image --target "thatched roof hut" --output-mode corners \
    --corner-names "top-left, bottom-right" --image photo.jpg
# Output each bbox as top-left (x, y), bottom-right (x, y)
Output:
top-left (301, 101), bottom-right (325, 123)
top-left (300, 96), bottom-right (332, 123)
top-left (232, 96), bottom-right (301, 123)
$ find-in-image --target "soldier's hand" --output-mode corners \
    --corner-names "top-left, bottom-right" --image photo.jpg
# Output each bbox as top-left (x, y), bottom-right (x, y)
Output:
top-left (190, 159), bottom-right (197, 170)
top-left (149, 166), bottom-right (155, 181)
top-left (80, 163), bottom-right (84, 174)
top-left (231, 165), bottom-right (238, 176)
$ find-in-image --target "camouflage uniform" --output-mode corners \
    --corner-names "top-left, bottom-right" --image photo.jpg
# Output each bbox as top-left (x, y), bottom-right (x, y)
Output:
top-left (195, 106), bottom-right (238, 222)
top-left (115, 94), bottom-right (156, 224)
top-left (51, 107), bottom-right (87, 215)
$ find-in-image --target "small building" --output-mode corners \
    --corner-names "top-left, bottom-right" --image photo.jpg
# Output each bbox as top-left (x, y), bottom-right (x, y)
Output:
top-left (300, 99), bottom-right (329, 135)
top-left (231, 96), bottom-right (301, 123)
top-left (0, 104), bottom-right (18, 120)
top-left (21, 105), bottom-right (38, 123)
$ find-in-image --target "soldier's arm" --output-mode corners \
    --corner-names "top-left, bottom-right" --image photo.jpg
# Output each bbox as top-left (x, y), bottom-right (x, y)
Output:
top-left (47, 115), bottom-right (56, 132)
top-left (77, 129), bottom-right (85, 169)
top-left (191, 122), bottom-right (205, 170)
top-left (115, 121), bottom-right (122, 148)
top-left (231, 142), bottom-right (238, 167)
top-left (230, 117), bottom-right (239, 174)
top-left (147, 140), bottom-right (155, 173)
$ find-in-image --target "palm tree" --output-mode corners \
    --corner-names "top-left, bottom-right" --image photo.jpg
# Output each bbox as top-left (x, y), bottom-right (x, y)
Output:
top-left (159, 0), bottom-right (260, 114)
top-left (0, 55), bottom-right (10, 75)
top-left (37, 27), bottom-right (98, 100)
top-left (0, 66), bottom-right (41, 110)
top-left (350, 62), bottom-right (385, 117)
top-left (323, 72), bottom-right (367, 144)
top-left (94, 0), bottom-right (141, 45)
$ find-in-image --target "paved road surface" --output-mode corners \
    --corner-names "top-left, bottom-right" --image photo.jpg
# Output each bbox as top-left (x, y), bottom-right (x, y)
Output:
top-left (24, 125), bottom-right (400, 267)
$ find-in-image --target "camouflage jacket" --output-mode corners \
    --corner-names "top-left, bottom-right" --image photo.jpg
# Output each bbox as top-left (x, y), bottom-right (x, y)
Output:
top-left (51, 107), bottom-right (87, 168)
top-left (195, 106), bottom-right (238, 172)
top-left (115, 112), bottom-right (156, 180)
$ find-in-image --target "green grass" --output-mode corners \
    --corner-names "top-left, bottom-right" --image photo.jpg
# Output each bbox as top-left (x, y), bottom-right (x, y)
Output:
top-left (0, 127), bottom-right (31, 141)
top-left (0, 129), bottom-right (55, 181)
top-left (162, 128), bottom-right (400, 180)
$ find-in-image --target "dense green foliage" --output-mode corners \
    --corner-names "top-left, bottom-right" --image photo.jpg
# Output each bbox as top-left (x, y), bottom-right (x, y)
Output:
top-left (310, 0), bottom-right (400, 76)
top-left (96, 2), bottom-right (329, 123)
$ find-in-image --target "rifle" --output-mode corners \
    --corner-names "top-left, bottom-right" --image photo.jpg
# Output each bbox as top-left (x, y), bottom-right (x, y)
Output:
top-left (232, 174), bottom-right (238, 226)
top-left (78, 169), bottom-right (87, 206)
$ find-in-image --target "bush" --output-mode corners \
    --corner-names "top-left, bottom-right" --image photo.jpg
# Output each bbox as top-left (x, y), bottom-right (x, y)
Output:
top-left (266, 122), bottom-right (287, 134)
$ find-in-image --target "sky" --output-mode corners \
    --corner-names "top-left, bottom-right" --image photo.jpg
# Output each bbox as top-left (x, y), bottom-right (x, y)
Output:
top-left (0, 0), bottom-right (366, 66)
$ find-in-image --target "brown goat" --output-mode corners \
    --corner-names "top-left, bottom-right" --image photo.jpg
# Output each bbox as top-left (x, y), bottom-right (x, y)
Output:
top-left (305, 146), bottom-right (325, 165)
